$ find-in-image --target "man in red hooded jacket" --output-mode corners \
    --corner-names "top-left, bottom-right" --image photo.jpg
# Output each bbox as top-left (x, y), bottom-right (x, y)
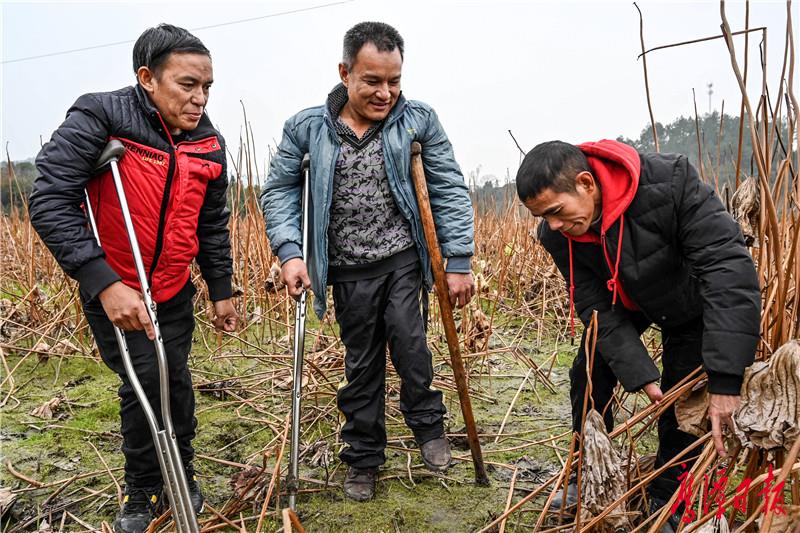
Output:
top-left (516, 140), bottom-right (760, 530)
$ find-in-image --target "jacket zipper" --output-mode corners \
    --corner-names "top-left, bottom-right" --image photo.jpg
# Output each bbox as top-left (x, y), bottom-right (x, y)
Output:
top-left (147, 114), bottom-right (178, 286)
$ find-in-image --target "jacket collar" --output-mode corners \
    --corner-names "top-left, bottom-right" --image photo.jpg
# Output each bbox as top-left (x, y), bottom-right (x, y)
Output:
top-left (134, 83), bottom-right (164, 130)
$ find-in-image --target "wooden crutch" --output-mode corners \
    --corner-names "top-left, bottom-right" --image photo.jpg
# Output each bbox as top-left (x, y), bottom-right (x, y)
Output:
top-left (409, 141), bottom-right (490, 486)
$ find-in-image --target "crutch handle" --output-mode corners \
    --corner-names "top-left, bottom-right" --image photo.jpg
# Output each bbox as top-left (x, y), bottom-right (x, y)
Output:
top-left (301, 153), bottom-right (310, 171)
top-left (94, 139), bottom-right (126, 172)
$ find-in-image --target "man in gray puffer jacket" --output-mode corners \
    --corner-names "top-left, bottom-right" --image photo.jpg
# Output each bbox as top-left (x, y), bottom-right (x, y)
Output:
top-left (260, 21), bottom-right (475, 502)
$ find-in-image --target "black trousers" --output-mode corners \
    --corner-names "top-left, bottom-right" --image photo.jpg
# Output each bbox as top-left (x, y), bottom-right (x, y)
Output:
top-left (570, 314), bottom-right (703, 501)
top-left (333, 264), bottom-right (446, 469)
top-left (83, 281), bottom-right (197, 488)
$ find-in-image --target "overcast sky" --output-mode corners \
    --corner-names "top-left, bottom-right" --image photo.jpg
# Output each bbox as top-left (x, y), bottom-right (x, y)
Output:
top-left (1, 0), bottom-right (791, 184)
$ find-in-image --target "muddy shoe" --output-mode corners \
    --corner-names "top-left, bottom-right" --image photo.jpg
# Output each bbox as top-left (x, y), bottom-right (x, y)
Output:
top-left (550, 481), bottom-right (578, 510)
top-left (113, 485), bottom-right (162, 533)
top-left (343, 466), bottom-right (377, 502)
top-left (419, 436), bottom-right (452, 472)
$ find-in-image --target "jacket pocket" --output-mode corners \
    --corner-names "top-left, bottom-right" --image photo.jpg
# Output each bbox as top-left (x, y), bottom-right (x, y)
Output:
top-left (185, 155), bottom-right (222, 182)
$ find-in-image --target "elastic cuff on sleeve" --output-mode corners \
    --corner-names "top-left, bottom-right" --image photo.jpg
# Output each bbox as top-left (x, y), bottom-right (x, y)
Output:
top-left (707, 372), bottom-right (744, 395)
top-left (206, 275), bottom-right (233, 302)
top-left (618, 362), bottom-right (662, 393)
top-left (445, 255), bottom-right (471, 273)
top-left (76, 258), bottom-right (121, 303)
top-left (277, 242), bottom-right (302, 264)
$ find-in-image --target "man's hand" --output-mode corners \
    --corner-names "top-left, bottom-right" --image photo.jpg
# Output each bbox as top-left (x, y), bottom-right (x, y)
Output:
top-left (708, 393), bottom-right (740, 457)
top-left (98, 281), bottom-right (155, 340)
top-left (212, 299), bottom-right (238, 332)
top-left (643, 382), bottom-right (664, 405)
top-left (446, 272), bottom-right (475, 308)
top-left (281, 258), bottom-right (311, 300)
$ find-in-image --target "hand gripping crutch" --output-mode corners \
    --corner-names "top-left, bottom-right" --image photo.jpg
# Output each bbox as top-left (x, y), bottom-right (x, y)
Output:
top-left (287, 154), bottom-right (311, 511)
top-left (85, 140), bottom-right (200, 533)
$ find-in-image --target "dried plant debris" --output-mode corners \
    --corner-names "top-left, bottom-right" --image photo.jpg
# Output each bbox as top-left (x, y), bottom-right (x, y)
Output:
top-left (736, 340), bottom-right (800, 451)
top-left (300, 440), bottom-right (333, 468)
top-left (580, 409), bottom-right (633, 530)
top-left (229, 465), bottom-right (266, 497)
top-left (0, 298), bottom-right (31, 341)
top-left (311, 333), bottom-right (332, 353)
top-left (497, 456), bottom-right (558, 484)
top-left (464, 304), bottom-right (492, 352)
top-left (273, 368), bottom-right (308, 391)
top-left (756, 506), bottom-right (800, 533)
top-left (264, 260), bottom-right (285, 292)
top-left (675, 380), bottom-right (710, 438)
top-left (731, 176), bottom-right (760, 246)
top-left (30, 396), bottom-right (62, 419)
top-left (0, 487), bottom-right (17, 519)
top-left (197, 379), bottom-right (239, 400)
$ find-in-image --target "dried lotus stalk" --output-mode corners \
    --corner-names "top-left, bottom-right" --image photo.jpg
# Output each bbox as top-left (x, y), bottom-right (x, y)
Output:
top-left (731, 176), bottom-right (759, 246)
top-left (579, 409), bottom-right (632, 530)
top-left (735, 340), bottom-right (800, 451)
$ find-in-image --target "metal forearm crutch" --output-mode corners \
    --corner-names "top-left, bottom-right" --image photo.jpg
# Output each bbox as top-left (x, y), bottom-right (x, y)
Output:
top-left (86, 140), bottom-right (199, 533)
top-left (287, 154), bottom-right (311, 511)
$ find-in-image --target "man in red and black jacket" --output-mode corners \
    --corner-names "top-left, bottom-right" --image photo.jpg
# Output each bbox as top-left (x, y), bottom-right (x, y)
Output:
top-left (29, 24), bottom-right (237, 533)
top-left (516, 140), bottom-right (760, 532)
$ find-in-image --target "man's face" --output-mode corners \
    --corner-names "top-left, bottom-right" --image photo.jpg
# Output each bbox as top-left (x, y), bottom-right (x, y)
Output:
top-left (138, 52), bottom-right (213, 134)
top-left (338, 42), bottom-right (402, 123)
top-left (523, 173), bottom-right (599, 236)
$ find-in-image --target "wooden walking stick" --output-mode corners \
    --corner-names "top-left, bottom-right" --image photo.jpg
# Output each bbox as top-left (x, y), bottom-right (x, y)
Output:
top-left (409, 141), bottom-right (490, 486)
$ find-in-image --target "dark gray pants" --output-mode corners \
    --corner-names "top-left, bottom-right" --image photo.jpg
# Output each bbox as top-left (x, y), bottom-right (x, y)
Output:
top-left (333, 264), bottom-right (446, 469)
top-left (83, 281), bottom-right (197, 488)
top-left (570, 315), bottom-right (703, 501)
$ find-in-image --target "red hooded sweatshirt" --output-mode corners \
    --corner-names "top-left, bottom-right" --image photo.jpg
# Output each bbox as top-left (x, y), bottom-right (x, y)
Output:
top-left (563, 139), bottom-right (641, 337)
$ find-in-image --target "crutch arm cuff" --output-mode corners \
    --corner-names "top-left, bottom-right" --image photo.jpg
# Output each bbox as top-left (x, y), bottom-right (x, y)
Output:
top-left (76, 258), bottom-right (121, 303)
top-left (206, 275), bottom-right (233, 302)
top-left (276, 242), bottom-right (303, 264)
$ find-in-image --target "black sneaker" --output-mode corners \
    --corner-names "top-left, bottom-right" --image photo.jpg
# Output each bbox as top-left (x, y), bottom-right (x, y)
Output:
top-left (648, 496), bottom-right (681, 533)
top-left (112, 485), bottom-right (162, 533)
top-left (551, 481), bottom-right (579, 510)
top-left (186, 469), bottom-right (205, 515)
top-left (343, 466), bottom-right (377, 502)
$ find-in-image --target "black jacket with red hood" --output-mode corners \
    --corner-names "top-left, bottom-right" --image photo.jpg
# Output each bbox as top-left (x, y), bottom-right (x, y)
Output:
top-left (29, 84), bottom-right (233, 305)
top-left (539, 140), bottom-right (760, 395)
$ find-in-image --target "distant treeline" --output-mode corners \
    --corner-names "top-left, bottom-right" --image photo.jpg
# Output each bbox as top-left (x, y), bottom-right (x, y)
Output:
top-left (472, 111), bottom-right (787, 214)
top-left (1, 159), bottom-right (37, 214)
top-left (616, 110), bottom-right (787, 189)
top-left (2, 112), bottom-right (785, 215)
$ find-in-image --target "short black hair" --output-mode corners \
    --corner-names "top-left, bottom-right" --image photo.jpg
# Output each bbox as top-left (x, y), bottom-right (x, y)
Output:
top-left (342, 21), bottom-right (404, 71)
top-left (516, 141), bottom-right (591, 201)
top-left (132, 23), bottom-right (210, 77)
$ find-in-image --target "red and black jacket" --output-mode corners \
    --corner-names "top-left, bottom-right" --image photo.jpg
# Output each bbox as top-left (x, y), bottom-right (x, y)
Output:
top-left (539, 140), bottom-right (760, 395)
top-left (30, 84), bottom-right (232, 304)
